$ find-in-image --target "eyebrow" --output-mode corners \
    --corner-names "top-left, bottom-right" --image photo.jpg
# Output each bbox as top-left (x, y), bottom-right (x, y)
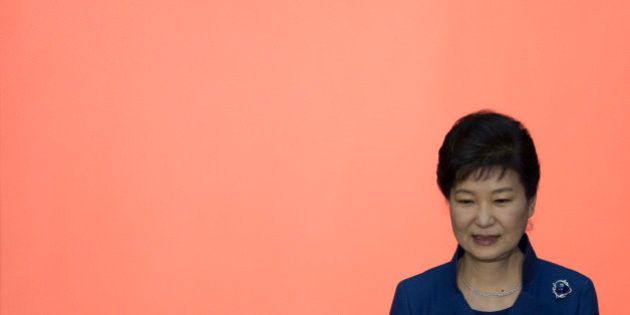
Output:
top-left (453, 187), bottom-right (515, 194)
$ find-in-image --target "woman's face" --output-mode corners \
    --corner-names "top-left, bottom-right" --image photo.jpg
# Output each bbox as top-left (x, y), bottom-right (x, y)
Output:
top-left (449, 167), bottom-right (536, 263)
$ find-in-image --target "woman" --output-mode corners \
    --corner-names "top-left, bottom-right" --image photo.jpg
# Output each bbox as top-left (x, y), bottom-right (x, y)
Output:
top-left (390, 111), bottom-right (599, 314)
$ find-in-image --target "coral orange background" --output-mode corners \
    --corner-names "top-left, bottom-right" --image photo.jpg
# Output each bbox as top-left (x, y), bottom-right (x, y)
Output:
top-left (2, 1), bottom-right (629, 314)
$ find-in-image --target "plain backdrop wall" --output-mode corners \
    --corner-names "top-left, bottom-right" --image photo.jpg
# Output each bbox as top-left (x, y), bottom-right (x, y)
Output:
top-left (2, 0), bottom-right (629, 314)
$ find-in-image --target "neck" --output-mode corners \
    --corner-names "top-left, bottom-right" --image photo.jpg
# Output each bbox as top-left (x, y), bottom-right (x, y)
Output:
top-left (458, 248), bottom-right (524, 292)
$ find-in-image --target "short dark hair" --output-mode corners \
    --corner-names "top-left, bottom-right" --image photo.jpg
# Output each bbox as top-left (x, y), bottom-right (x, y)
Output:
top-left (437, 110), bottom-right (540, 200)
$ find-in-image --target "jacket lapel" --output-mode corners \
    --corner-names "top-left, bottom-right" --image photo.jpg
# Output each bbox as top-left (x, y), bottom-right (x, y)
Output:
top-left (510, 290), bottom-right (542, 314)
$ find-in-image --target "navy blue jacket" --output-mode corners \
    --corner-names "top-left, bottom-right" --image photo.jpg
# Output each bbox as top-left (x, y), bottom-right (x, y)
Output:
top-left (390, 234), bottom-right (599, 314)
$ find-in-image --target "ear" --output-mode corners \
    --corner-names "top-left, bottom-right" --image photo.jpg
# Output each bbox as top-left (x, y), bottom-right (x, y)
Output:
top-left (526, 196), bottom-right (537, 218)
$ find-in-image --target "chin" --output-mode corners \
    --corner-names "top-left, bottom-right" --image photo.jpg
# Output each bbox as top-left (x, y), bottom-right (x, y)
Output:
top-left (469, 251), bottom-right (507, 262)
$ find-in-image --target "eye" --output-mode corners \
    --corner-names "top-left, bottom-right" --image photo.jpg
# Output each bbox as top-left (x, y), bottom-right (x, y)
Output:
top-left (494, 199), bottom-right (512, 204)
top-left (456, 199), bottom-right (474, 205)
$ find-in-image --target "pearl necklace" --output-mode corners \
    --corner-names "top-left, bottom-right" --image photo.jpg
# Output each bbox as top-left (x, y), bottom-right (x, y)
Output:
top-left (461, 278), bottom-right (521, 297)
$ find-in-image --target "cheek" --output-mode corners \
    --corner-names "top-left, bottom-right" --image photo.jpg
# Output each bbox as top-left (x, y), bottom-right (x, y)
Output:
top-left (449, 209), bottom-right (474, 230)
top-left (497, 209), bottom-right (530, 229)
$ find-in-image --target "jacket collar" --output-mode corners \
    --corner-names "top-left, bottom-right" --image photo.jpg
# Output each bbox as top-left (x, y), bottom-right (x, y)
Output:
top-left (440, 233), bottom-right (541, 314)
top-left (448, 233), bottom-right (538, 286)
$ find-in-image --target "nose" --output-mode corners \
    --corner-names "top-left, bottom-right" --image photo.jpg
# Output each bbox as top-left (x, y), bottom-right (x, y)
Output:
top-left (475, 201), bottom-right (495, 228)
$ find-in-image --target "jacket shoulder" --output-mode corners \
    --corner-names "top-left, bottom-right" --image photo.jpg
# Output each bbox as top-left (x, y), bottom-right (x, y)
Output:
top-left (398, 262), bottom-right (453, 292)
top-left (533, 258), bottom-right (593, 286)
top-left (391, 263), bottom-right (457, 315)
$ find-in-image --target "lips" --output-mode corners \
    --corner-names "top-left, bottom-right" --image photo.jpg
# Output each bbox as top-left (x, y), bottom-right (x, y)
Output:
top-left (472, 234), bottom-right (500, 246)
